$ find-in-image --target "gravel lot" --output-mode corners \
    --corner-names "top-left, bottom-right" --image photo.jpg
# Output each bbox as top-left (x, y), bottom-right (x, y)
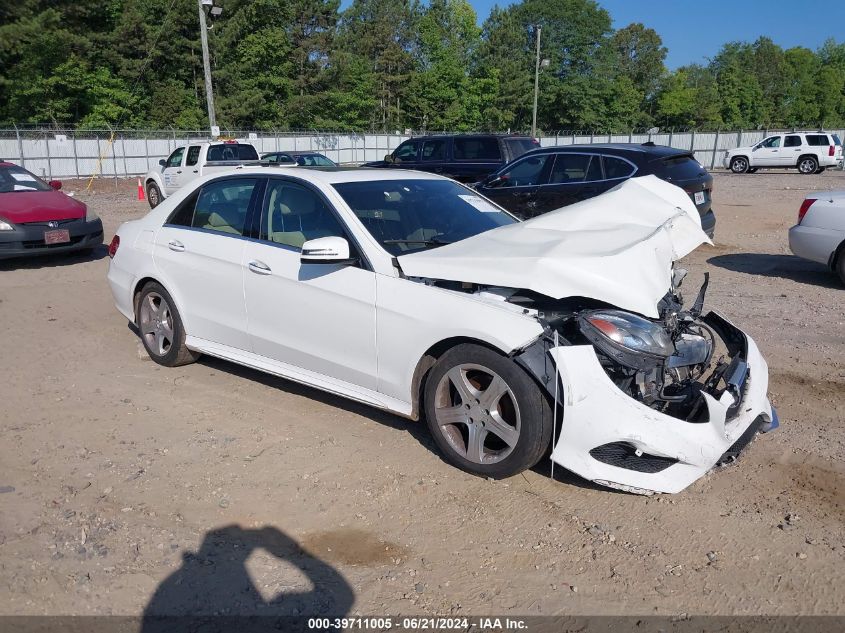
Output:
top-left (1, 171), bottom-right (843, 618)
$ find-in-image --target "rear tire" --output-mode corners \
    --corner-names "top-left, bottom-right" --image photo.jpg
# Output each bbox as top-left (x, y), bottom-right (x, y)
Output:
top-left (836, 247), bottom-right (845, 286)
top-left (798, 156), bottom-right (818, 175)
top-left (147, 182), bottom-right (162, 208)
top-left (136, 282), bottom-right (199, 367)
top-left (423, 344), bottom-right (553, 479)
top-left (730, 157), bottom-right (749, 173)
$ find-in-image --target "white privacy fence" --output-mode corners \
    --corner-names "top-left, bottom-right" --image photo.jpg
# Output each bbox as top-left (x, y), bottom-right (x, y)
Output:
top-left (2, 127), bottom-right (843, 180)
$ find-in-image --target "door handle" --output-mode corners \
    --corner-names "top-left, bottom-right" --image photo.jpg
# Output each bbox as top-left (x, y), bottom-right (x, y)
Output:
top-left (248, 260), bottom-right (272, 275)
top-left (193, 169), bottom-right (198, 173)
top-left (176, 170), bottom-right (182, 173)
top-left (168, 240), bottom-right (185, 252)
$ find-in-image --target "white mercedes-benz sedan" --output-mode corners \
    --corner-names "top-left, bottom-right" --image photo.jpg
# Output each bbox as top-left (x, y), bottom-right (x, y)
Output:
top-left (107, 168), bottom-right (778, 494)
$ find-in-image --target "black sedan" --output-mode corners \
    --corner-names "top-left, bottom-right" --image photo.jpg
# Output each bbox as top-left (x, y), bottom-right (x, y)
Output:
top-left (261, 151), bottom-right (336, 167)
top-left (474, 143), bottom-right (716, 238)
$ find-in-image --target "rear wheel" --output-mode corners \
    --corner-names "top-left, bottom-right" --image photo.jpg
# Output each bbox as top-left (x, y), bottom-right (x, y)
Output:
top-left (798, 156), bottom-right (818, 174)
top-left (730, 157), bottom-right (749, 173)
top-left (147, 182), bottom-right (162, 208)
top-left (423, 344), bottom-right (553, 479)
top-left (137, 282), bottom-right (199, 367)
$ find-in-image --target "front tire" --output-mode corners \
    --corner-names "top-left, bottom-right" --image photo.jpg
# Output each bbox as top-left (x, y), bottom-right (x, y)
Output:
top-left (730, 157), bottom-right (749, 173)
top-left (147, 182), bottom-right (162, 208)
top-left (136, 282), bottom-right (199, 367)
top-left (423, 344), bottom-right (553, 479)
top-left (798, 156), bottom-right (818, 174)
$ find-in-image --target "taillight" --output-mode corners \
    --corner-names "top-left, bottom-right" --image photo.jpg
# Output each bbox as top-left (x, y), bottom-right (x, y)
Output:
top-left (829, 145), bottom-right (835, 156)
top-left (108, 235), bottom-right (120, 258)
top-left (798, 199), bottom-right (816, 224)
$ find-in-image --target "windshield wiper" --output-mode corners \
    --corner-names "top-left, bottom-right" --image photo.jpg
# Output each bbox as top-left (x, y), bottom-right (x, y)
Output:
top-left (383, 236), bottom-right (453, 248)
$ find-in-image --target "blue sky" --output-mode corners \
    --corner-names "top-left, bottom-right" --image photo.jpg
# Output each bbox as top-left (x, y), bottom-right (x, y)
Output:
top-left (340, 1), bottom-right (845, 69)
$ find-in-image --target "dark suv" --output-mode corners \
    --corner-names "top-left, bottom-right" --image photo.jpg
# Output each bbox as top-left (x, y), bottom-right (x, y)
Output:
top-left (364, 134), bottom-right (539, 183)
top-left (474, 143), bottom-right (716, 237)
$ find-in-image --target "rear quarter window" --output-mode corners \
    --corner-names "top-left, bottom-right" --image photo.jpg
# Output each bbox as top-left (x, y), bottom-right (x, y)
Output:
top-left (805, 135), bottom-right (829, 146)
top-left (503, 138), bottom-right (541, 160)
top-left (454, 138), bottom-right (501, 161)
top-left (603, 156), bottom-right (636, 179)
top-left (833, 134), bottom-right (842, 146)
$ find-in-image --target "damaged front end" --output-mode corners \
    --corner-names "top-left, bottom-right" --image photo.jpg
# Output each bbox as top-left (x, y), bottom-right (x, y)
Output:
top-left (510, 271), bottom-right (777, 494)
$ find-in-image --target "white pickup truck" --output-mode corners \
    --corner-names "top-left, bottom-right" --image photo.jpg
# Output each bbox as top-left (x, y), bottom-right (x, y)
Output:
top-left (144, 141), bottom-right (261, 208)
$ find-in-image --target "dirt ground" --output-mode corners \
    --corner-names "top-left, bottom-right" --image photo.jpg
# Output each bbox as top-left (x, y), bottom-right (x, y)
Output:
top-left (1, 171), bottom-right (843, 620)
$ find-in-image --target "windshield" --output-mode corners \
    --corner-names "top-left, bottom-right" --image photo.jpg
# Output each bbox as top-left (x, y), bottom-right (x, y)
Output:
top-left (0, 164), bottom-right (52, 193)
top-left (296, 154), bottom-right (335, 167)
top-left (332, 179), bottom-right (517, 255)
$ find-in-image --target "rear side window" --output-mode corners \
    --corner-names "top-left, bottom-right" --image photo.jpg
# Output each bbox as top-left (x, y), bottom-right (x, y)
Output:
top-left (206, 144), bottom-right (259, 161)
top-left (785, 135), bottom-right (802, 147)
top-left (549, 154), bottom-right (591, 183)
top-left (454, 137), bottom-right (501, 161)
top-left (503, 137), bottom-right (541, 160)
top-left (185, 146), bottom-right (201, 166)
top-left (806, 134), bottom-right (829, 146)
top-left (192, 178), bottom-right (258, 236)
top-left (421, 138), bottom-right (448, 162)
top-left (604, 156), bottom-right (636, 179)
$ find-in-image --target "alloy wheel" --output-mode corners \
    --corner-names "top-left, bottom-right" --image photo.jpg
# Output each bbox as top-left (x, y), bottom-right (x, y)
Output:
top-left (139, 292), bottom-right (174, 357)
top-left (799, 158), bottom-right (817, 174)
top-left (433, 363), bottom-right (521, 465)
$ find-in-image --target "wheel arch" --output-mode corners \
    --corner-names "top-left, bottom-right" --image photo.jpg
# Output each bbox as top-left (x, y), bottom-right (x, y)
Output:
top-left (828, 238), bottom-right (845, 271)
top-left (409, 336), bottom-right (510, 422)
top-left (796, 153), bottom-right (818, 167)
top-left (730, 155), bottom-right (750, 170)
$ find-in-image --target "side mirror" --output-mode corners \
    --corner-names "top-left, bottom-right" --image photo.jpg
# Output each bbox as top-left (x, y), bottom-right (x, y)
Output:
top-left (384, 154), bottom-right (394, 164)
top-left (159, 159), bottom-right (167, 167)
top-left (484, 175), bottom-right (504, 188)
top-left (49, 180), bottom-right (62, 190)
top-left (300, 236), bottom-right (356, 265)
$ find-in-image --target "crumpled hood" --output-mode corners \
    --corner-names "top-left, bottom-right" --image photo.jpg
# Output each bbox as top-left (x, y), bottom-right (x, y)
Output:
top-left (397, 175), bottom-right (711, 318)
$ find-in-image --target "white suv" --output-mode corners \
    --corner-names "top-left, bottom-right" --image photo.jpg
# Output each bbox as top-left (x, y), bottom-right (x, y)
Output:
top-left (724, 131), bottom-right (843, 175)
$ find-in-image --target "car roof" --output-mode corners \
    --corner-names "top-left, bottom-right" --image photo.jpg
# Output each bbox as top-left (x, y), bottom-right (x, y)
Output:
top-left (525, 143), bottom-right (692, 160)
top-left (405, 134), bottom-right (534, 141)
top-left (225, 166), bottom-right (448, 185)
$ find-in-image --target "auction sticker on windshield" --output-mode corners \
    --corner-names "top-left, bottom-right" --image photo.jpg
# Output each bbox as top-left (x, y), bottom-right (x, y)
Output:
top-left (458, 194), bottom-right (500, 212)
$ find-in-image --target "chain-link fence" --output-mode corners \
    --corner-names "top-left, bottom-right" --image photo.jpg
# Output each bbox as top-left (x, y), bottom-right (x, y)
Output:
top-left (1, 127), bottom-right (843, 180)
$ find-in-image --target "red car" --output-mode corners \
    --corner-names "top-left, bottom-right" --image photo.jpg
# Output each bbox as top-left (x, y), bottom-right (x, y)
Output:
top-left (0, 162), bottom-right (103, 259)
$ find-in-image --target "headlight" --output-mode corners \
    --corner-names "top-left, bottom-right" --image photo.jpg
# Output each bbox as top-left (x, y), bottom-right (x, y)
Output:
top-left (0, 217), bottom-right (13, 231)
top-left (85, 205), bottom-right (98, 222)
top-left (579, 310), bottom-right (675, 367)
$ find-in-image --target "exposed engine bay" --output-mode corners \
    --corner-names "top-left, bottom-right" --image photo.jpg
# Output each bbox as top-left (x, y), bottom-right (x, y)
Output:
top-left (415, 268), bottom-right (750, 426)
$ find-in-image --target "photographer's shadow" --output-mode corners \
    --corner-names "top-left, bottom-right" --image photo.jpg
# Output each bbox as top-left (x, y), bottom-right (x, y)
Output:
top-left (142, 525), bottom-right (354, 632)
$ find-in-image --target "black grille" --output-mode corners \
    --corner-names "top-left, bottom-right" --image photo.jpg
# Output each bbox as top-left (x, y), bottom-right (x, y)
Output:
top-left (20, 218), bottom-right (80, 227)
top-left (589, 442), bottom-right (677, 473)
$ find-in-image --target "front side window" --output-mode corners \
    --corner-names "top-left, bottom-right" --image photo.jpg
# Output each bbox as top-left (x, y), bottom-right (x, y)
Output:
top-left (185, 146), bottom-right (201, 166)
top-left (333, 179), bottom-right (516, 256)
top-left (165, 147), bottom-right (185, 168)
top-left (549, 154), bottom-right (592, 183)
top-left (261, 180), bottom-right (346, 250)
top-left (454, 137), bottom-right (501, 161)
top-left (760, 136), bottom-right (781, 148)
top-left (192, 178), bottom-right (258, 236)
top-left (421, 139), bottom-right (448, 162)
top-left (806, 134), bottom-right (829, 146)
top-left (784, 135), bottom-right (802, 147)
top-left (497, 155), bottom-right (551, 188)
top-left (393, 141), bottom-right (420, 162)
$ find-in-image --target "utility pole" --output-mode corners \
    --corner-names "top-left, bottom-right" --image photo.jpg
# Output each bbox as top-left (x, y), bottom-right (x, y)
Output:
top-left (198, 0), bottom-right (217, 134)
top-left (531, 25), bottom-right (541, 139)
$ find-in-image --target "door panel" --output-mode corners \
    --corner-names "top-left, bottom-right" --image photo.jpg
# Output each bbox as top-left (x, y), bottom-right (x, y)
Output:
top-left (161, 147), bottom-right (185, 195)
top-left (153, 177), bottom-right (259, 350)
top-left (154, 226), bottom-right (249, 349)
top-left (243, 178), bottom-right (378, 389)
top-left (753, 136), bottom-right (782, 166)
